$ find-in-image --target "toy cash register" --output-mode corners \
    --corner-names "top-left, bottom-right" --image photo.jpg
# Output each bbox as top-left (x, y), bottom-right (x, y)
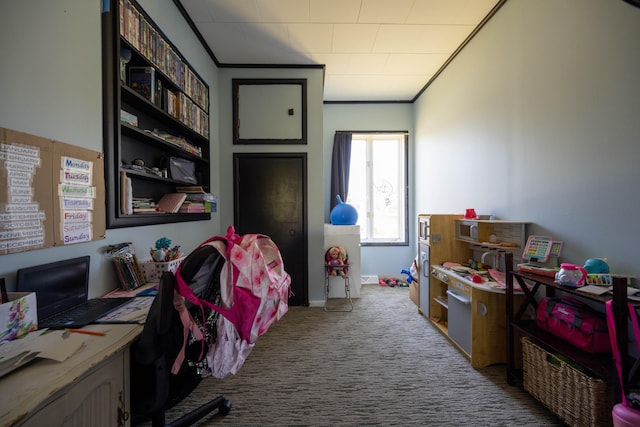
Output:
top-left (517, 235), bottom-right (563, 277)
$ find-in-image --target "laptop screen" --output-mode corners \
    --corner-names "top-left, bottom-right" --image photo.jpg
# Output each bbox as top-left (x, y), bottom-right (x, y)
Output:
top-left (16, 256), bottom-right (90, 320)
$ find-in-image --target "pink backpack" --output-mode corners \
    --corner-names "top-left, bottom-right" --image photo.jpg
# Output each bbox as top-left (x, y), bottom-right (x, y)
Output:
top-left (171, 225), bottom-right (291, 378)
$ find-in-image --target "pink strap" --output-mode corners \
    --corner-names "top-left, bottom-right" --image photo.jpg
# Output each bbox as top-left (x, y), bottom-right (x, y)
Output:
top-left (606, 300), bottom-right (627, 406)
top-left (629, 304), bottom-right (640, 354)
top-left (171, 234), bottom-right (229, 374)
top-left (198, 286), bottom-right (260, 343)
top-left (606, 300), bottom-right (640, 407)
top-left (628, 304), bottom-right (640, 382)
top-left (171, 291), bottom-right (204, 375)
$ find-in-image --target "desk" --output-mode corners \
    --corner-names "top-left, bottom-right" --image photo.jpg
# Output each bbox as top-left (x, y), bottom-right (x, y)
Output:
top-left (0, 324), bottom-right (142, 427)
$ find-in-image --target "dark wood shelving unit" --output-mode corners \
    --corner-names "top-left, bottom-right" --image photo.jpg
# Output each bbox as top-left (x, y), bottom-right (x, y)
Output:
top-left (102, 0), bottom-right (211, 228)
top-left (120, 123), bottom-right (209, 163)
top-left (505, 252), bottom-right (631, 403)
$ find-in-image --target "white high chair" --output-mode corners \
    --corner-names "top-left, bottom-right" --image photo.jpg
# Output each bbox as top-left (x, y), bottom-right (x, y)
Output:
top-left (324, 246), bottom-right (353, 312)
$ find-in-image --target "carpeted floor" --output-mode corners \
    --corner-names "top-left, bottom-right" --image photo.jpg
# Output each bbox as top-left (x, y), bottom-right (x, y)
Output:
top-left (137, 283), bottom-right (564, 426)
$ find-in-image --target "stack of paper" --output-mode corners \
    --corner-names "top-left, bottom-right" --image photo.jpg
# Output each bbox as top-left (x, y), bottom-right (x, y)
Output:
top-left (94, 297), bottom-right (154, 324)
top-left (0, 330), bottom-right (86, 378)
top-left (576, 285), bottom-right (612, 296)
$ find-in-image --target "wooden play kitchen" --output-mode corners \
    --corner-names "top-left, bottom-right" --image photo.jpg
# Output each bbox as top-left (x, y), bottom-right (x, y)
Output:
top-left (430, 264), bottom-right (525, 368)
top-left (417, 214), bottom-right (528, 368)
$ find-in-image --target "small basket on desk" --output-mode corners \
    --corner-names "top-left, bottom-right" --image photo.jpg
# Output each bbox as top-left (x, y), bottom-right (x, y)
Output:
top-left (521, 336), bottom-right (613, 427)
top-left (140, 257), bottom-right (185, 282)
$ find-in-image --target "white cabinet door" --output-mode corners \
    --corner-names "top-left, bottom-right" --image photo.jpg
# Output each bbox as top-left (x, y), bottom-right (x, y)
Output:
top-left (24, 350), bottom-right (128, 427)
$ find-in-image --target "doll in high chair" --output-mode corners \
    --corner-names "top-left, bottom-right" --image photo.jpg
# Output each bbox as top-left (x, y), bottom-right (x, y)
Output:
top-left (325, 246), bottom-right (348, 278)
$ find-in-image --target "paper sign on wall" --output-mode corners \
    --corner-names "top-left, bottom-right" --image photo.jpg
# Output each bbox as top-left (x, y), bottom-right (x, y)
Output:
top-left (0, 127), bottom-right (106, 255)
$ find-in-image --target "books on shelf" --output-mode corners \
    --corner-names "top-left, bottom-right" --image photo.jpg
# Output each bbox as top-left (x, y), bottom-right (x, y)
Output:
top-left (120, 109), bottom-right (138, 127)
top-left (146, 129), bottom-right (201, 157)
top-left (185, 67), bottom-right (209, 111)
top-left (175, 185), bottom-right (205, 193)
top-left (132, 197), bottom-right (161, 214)
top-left (157, 193), bottom-right (187, 213)
top-left (175, 186), bottom-right (214, 213)
top-left (178, 92), bottom-right (209, 137)
top-left (129, 66), bottom-right (156, 103)
top-left (119, 0), bottom-right (209, 112)
top-left (133, 207), bottom-right (163, 214)
top-left (178, 201), bottom-right (205, 213)
top-left (165, 89), bottom-right (179, 119)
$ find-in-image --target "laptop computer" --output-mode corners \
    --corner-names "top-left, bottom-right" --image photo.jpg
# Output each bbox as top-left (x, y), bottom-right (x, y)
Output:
top-left (16, 256), bottom-right (132, 329)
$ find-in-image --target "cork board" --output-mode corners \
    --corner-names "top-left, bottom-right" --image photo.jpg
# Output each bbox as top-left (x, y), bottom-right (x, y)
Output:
top-left (0, 127), bottom-right (106, 255)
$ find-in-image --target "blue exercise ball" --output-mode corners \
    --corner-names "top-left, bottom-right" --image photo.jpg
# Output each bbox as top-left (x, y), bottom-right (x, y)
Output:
top-left (330, 195), bottom-right (358, 225)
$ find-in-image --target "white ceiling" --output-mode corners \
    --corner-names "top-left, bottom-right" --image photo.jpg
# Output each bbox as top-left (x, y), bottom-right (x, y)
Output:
top-left (178, 0), bottom-right (503, 102)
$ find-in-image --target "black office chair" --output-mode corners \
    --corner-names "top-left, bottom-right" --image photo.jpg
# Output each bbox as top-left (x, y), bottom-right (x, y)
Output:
top-left (130, 266), bottom-right (231, 426)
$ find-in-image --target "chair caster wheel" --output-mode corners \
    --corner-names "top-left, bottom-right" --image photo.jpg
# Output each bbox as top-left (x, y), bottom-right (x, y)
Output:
top-left (219, 399), bottom-right (232, 416)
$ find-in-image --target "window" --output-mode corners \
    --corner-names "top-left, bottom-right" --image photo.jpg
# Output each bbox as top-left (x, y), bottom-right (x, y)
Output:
top-left (346, 133), bottom-right (408, 246)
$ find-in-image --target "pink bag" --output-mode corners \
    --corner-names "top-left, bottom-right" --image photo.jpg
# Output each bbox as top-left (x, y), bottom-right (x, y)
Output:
top-left (206, 315), bottom-right (255, 378)
top-left (172, 226), bottom-right (291, 378)
top-left (537, 295), bottom-right (611, 353)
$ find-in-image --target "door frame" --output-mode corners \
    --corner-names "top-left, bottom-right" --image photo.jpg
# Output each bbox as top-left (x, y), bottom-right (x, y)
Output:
top-left (233, 152), bottom-right (308, 306)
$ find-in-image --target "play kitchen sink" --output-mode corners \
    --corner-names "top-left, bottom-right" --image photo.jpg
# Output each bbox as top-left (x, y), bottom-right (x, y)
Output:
top-left (429, 263), bottom-right (524, 368)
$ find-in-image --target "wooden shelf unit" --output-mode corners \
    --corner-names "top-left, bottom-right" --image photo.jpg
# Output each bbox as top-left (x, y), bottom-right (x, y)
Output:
top-left (505, 252), bottom-right (632, 403)
top-left (102, 0), bottom-right (211, 228)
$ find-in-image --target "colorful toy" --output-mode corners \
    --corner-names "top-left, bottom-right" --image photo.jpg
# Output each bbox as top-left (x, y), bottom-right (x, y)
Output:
top-left (150, 237), bottom-right (181, 262)
top-left (401, 268), bottom-right (415, 283)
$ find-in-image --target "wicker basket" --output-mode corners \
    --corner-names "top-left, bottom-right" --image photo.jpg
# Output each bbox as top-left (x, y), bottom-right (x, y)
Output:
top-left (140, 257), bottom-right (185, 282)
top-left (521, 337), bottom-right (613, 427)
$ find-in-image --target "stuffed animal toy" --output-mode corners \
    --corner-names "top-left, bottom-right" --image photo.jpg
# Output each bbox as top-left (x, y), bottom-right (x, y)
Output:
top-left (325, 246), bottom-right (349, 277)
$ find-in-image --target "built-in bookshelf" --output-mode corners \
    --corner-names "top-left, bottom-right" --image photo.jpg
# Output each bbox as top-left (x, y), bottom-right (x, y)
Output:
top-left (102, 0), bottom-right (211, 228)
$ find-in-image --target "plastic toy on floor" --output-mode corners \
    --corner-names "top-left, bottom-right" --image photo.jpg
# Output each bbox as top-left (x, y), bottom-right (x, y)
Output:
top-left (401, 258), bottom-right (419, 284)
top-left (379, 277), bottom-right (398, 287)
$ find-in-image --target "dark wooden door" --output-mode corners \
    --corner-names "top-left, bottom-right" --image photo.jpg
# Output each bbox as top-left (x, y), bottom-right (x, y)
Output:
top-left (233, 153), bottom-right (308, 306)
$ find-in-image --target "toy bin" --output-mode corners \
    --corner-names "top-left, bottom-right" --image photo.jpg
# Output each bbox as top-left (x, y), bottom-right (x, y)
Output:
top-left (521, 336), bottom-right (613, 427)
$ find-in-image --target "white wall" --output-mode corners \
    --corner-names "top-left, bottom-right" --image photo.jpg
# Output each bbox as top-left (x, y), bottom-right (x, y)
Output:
top-left (414, 0), bottom-right (640, 282)
top-left (0, 0), bottom-right (220, 296)
top-left (217, 67), bottom-right (326, 304)
top-left (3, 0), bottom-right (638, 302)
top-left (323, 103), bottom-right (416, 278)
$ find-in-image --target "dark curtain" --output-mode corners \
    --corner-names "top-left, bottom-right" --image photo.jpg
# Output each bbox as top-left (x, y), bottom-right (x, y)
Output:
top-left (330, 131), bottom-right (352, 211)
